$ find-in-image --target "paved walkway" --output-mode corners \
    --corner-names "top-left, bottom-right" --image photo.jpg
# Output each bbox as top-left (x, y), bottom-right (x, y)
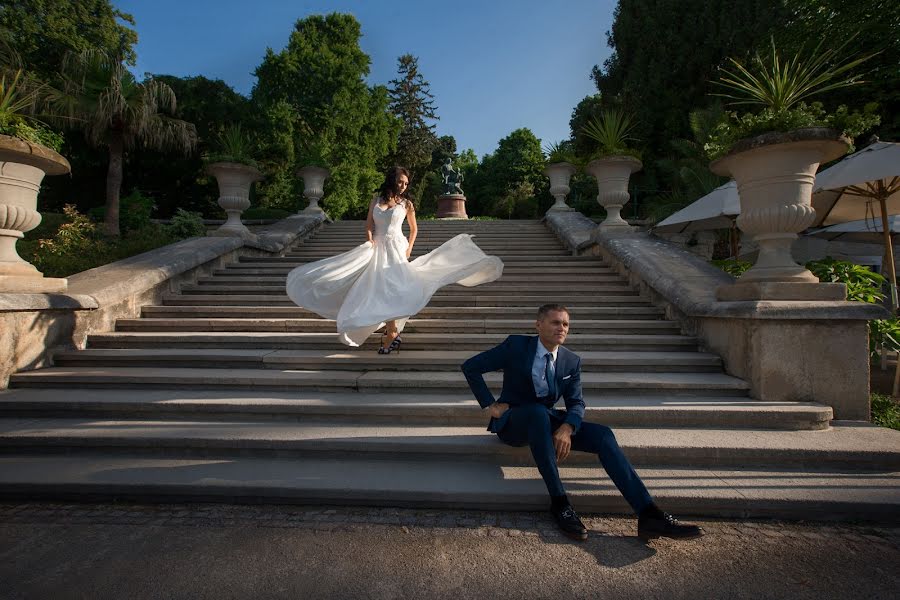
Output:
top-left (1, 502), bottom-right (898, 600)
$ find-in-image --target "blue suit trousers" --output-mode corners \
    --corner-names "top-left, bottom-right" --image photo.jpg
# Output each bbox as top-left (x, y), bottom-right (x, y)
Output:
top-left (497, 403), bottom-right (653, 513)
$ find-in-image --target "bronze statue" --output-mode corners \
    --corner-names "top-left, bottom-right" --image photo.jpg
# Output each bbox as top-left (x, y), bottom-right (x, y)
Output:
top-left (441, 158), bottom-right (464, 195)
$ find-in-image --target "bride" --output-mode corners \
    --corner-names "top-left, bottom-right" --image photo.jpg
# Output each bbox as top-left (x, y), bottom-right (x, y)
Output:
top-left (286, 166), bottom-right (504, 352)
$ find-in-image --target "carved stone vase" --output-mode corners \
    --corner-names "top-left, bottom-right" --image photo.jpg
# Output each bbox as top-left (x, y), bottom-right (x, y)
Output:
top-left (296, 165), bottom-right (330, 214)
top-left (207, 162), bottom-right (263, 242)
top-left (543, 162), bottom-right (577, 212)
top-left (0, 134), bottom-right (71, 293)
top-left (710, 128), bottom-right (850, 300)
top-left (585, 156), bottom-right (642, 231)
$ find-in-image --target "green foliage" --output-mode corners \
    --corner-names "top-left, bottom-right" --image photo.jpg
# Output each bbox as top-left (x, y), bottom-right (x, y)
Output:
top-left (165, 208), bottom-right (206, 238)
top-left (88, 189), bottom-right (154, 233)
top-left (704, 102), bottom-right (882, 159)
top-left (543, 140), bottom-right (577, 165)
top-left (0, 70), bottom-right (64, 150)
top-left (581, 108), bottom-right (641, 160)
top-left (251, 13), bottom-right (398, 220)
top-left (806, 257), bottom-right (886, 303)
top-left (206, 123), bottom-right (258, 168)
top-left (241, 207), bottom-right (291, 220)
top-left (386, 54), bottom-right (439, 182)
top-left (711, 258), bottom-right (753, 277)
top-left (868, 318), bottom-right (900, 365)
top-left (871, 393), bottom-right (900, 431)
top-left (0, 0), bottom-right (137, 81)
top-left (713, 36), bottom-right (878, 112)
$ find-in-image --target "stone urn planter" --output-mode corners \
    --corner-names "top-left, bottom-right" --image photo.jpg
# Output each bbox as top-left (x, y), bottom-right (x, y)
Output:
top-left (543, 162), bottom-right (577, 212)
top-left (207, 162), bottom-right (263, 242)
top-left (585, 156), bottom-right (642, 231)
top-left (296, 165), bottom-right (330, 214)
top-left (0, 134), bottom-right (71, 293)
top-left (710, 128), bottom-right (850, 301)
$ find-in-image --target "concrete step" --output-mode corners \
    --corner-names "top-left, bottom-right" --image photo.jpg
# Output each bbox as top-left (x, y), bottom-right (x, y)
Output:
top-left (285, 250), bottom-right (574, 257)
top-left (0, 418), bottom-right (896, 470)
top-left (199, 274), bottom-right (629, 285)
top-left (0, 389), bottom-right (830, 429)
top-left (176, 285), bottom-right (640, 296)
top-left (79, 332), bottom-right (701, 351)
top-left (216, 267), bottom-right (618, 277)
top-left (140, 305), bottom-right (666, 320)
top-left (53, 349), bottom-right (717, 372)
top-left (1, 455), bottom-right (895, 520)
top-left (238, 256), bottom-right (601, 264)
top-left (113, 319), bottom-right (678, 334)
top-left (9, 367), bottom-right (750, 396)
top-left (160, 295), bottom-right (649, 307)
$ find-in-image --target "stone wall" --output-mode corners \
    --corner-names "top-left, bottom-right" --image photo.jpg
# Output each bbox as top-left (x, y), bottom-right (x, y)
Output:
top-left (0, 214), bottom-right (325, 388)
top-left (543, 211), bottom-right (887, 419)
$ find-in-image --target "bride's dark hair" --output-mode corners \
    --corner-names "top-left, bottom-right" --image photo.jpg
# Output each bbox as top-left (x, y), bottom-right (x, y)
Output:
top-left (378, 166), bottom-right (414, 211)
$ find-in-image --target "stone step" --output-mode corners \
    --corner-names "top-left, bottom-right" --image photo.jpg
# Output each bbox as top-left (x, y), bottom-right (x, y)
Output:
top-left (113, 319), bottom-right (679, 334)
top-left (294, 243), bottom-right (566, 251)
top-left (9, 367), bottom-right (750, 396)
top-left (285, 249), bottom-right (573, 257)
top-left (53, 349), bottom-right (716, 372)
top-left (239, 256), bottom-right (601, 264)
top-left (1, 454), bottom-right (895, 520)
top-left (140, 305), bottom-right (666, 319)
top-left (159, 295), bottom-right (653, 307)
top-left (0, 389), bottom-right (830, 429)
top-left (113, 318), bottom-right (676, 334)
top-left (80, 332), bottom-right (700, 351)
top-left (176, 285), bottom-right (639, 296)
top-left (199, 274), bottom-right (629, 285)
top-left (1, 418), bottom-right (897, 470)
top-left (216, 266), bottom-right (618, 276)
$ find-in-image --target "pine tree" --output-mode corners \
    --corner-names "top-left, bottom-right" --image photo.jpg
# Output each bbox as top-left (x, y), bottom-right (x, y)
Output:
top-left (387, 54), bottom-right (439, 183)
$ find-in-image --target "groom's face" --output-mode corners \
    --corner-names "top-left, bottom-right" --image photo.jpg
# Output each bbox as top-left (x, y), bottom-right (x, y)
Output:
top-left (536, 309), bottom-right (570, 348)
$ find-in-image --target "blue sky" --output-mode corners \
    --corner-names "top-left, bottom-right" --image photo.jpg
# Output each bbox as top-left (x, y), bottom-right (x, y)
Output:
top-left (113, 0), bottom-right (616, 159)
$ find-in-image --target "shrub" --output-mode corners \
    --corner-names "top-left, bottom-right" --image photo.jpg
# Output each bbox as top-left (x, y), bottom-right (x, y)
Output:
top-left (166, 208), bottom-right (206, 238)
top-left (88, 189), bottom-right (155, 232)
top-left (871, 393), bottom-right (900, 431)
top-left (711, 258), bottom-right (752, 277)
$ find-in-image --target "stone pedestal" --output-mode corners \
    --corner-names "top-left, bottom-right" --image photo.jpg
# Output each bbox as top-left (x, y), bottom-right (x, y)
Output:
top-left (207, 162), bottom-right (263, 243)
top-left (436, 194), bottom-right (468, 219)
top-left (0, 135), bottom-right (71, 293)
top-left (710, 128), bottom-right (850, 300)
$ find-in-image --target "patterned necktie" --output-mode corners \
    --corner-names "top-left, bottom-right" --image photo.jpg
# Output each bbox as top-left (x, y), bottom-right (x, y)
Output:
top-left (545, 353), bottom-right (557, 399)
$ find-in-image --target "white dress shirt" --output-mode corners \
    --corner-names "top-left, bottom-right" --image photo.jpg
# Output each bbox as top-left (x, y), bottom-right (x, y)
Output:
top-left (532, 339), bottom-right (558, 398)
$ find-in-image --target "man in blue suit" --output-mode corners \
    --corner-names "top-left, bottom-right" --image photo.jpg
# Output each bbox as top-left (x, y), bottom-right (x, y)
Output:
top-left (461, 303), bottom-right (702, 541)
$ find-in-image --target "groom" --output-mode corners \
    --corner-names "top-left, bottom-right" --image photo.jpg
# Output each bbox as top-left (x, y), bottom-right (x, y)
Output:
top-left (461, 303), bottom-right (702, 541)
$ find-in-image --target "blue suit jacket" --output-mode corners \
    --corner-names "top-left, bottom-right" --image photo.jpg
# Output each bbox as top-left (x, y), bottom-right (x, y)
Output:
top-left (461, 335), bottom-right (586, 434)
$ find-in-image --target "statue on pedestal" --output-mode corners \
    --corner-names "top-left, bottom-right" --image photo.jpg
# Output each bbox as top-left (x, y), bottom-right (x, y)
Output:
top-left (441, 158), bottom-right (464, 195)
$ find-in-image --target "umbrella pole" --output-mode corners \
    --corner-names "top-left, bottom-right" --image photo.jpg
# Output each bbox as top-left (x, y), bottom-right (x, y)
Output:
top-left (879, 197), bottom-right (898, 312)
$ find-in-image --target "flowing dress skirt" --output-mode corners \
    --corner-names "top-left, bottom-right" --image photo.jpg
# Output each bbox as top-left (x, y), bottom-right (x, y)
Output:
top-left (286, 232), bottom-right (504, 346)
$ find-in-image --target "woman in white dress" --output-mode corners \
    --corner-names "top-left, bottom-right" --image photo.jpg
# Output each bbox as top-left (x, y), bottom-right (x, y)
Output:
top-left (286, 166), bottom-right (504, 353)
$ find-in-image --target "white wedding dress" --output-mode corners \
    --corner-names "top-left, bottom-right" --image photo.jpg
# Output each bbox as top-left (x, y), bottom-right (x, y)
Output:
top-left (285, 201), bottom-right (504, 347)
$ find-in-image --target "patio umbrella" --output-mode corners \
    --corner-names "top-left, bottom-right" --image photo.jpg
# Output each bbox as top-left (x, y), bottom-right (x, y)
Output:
top-left (654, 181), bottom-right (741, 256)
top-left (812, 141), bottom-right (900, 310)
top-left (808, 214), bottom-right (900, 243)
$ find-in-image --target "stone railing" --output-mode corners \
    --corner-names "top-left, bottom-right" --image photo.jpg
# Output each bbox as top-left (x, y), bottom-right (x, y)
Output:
top-left (0, 213), bottom-right (326, 388)
top-left (545, 210), bottom-right (887, 420)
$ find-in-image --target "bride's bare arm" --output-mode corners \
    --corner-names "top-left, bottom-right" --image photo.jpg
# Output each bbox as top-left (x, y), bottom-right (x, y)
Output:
top-left (406, 205), bottom-right (417, 258)
top-left (366, 196), bottom-right (377, 244)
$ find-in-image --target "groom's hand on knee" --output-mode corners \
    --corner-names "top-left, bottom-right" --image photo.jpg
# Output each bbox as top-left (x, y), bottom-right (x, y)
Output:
top-left (554, 424), bottom-right (573, 462)
top-left (486, 402), bottom-right (509, 418)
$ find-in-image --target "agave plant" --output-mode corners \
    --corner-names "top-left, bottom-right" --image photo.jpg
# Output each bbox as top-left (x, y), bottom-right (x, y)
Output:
top-left (0, 70), bottom-right (63, 151)
top-left (713, 36), bottom-right (878, 112)
top-left (581, 108), bottom-right (641, 159)
top-left (207, 123), bottom-right (258, 168)
top-left (542, 140), bottom-right (577, 165)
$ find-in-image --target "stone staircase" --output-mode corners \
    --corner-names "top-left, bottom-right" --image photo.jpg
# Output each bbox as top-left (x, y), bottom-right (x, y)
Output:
top-left (1, 219), bottom-right (898, 520)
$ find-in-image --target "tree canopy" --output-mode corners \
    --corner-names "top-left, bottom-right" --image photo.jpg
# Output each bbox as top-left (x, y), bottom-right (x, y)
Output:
top-left (387, 54), bottom-right (439, 184)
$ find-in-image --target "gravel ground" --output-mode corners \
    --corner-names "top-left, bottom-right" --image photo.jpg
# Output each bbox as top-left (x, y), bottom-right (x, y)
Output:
top-left (1, 502), bottom-right (897, 600)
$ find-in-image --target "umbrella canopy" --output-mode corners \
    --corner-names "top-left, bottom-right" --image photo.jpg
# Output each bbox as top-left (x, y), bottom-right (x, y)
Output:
top-left (654, 181), bottom-right (739, 233)
top-left (808, 214), bottom-right (900, 243)
top-left (811, 141), bottom-right (900, 309)
top-left (812, 141), bottom-right (900, 227)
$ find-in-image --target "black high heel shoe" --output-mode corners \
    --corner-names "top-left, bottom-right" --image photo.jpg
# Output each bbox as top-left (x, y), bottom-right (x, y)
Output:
top-left (377, 333), bottom-right (402, 354)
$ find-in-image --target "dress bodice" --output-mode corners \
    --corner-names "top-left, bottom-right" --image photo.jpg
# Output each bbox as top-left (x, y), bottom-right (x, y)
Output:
top-left (372, 200), bottom-right (407, 239)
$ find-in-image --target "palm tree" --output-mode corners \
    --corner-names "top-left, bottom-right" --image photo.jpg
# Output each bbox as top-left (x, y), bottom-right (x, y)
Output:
top-left (52, 50), bottom-right (197, 236)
